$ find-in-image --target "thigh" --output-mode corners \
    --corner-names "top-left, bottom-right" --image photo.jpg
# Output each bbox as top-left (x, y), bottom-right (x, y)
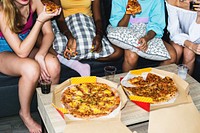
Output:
top-left (170, 41), bottom-right (183, 57)
top-left (0, 52), bottom-right (38, 76)
top-left (183, 47), bottom-right (195, 61)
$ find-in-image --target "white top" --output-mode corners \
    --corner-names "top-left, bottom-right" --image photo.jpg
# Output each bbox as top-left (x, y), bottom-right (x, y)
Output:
top-left (166, 1), bottom-right (200, 46)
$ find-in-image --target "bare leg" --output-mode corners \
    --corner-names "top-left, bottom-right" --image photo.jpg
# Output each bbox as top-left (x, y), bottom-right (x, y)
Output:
top-left (160, 41), bottom-right (177, 65)
top-left (44, 53), bottom-right (60, 84)
top-left (183, 47), bottom-right (195, 75)
top-left (171, 41), bottom-right (183, 64)
top-left (30, 48), bottom-right (60, 84)
top-left (0, 52), bottom-right (41, 133)
top-left (98, 45), bottom-right (124, 61)
top-left (123, 50), bottom-right (139, 72)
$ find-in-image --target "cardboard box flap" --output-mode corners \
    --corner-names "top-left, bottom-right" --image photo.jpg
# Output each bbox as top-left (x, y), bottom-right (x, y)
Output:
top-left (148, 102), bottom-right (200, 133)
top-left (64, 119), bottom-right (132, 133)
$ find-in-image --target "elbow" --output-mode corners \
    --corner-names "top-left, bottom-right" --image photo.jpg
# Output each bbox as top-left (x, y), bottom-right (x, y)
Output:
top-left (16, 51), bottom-right (30, 58)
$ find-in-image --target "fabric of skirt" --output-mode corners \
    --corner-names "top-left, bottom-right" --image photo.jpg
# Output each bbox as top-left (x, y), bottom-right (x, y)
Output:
top-left (52, 13), bottom-right (114, 60)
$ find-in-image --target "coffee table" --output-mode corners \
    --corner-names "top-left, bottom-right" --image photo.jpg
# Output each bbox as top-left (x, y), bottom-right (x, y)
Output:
top-left (36, 64), bottom-right (200, 133)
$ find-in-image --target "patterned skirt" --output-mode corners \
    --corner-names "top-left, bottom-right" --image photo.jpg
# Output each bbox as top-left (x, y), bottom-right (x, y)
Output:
top-left (52, 13), bottom-right (114, 60)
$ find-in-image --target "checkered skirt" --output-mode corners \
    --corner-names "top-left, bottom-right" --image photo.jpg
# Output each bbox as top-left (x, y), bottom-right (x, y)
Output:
top-left (52, 13), bottom-right (114, 60)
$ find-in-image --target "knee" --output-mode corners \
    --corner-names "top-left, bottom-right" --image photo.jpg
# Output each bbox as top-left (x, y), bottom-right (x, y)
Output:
top-left (169, 51), bottom-right (177, 64)
top-left (21, 60), bottom-right (40, 82)
top-left (113, 47), bottom-right (124, 59)
top-left (125, 52), bottom-right (138, 65)
top-left (46, 56), bottom-right (61, 80)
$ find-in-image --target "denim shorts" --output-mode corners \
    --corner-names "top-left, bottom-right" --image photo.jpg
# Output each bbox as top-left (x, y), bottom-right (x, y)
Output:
top-left (0, 31), bottom-right (30, 53)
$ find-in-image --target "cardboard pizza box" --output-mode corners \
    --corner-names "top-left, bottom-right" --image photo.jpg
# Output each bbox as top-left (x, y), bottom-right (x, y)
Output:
top-left (121, 68), bottom-right (192, 111)
top-left (52, 76), bottom-right (131, 133)
top-left (148, 102), bottom-right (200, 133)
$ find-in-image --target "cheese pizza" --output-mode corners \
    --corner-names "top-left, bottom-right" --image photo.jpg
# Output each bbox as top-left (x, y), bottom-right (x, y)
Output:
top-left (42, 0), bottom-right (60, 14)
top-left (126, 0), bottom-right (142, 15)
top-left (124, 73), bottom-right (178, 104)
top-left (61, 82), bottom-right (120, 119)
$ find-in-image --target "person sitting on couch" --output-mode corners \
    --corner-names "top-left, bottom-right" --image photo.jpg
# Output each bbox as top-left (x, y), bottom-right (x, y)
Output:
top-left (51, 0), bottom-right (123, 76)
top-left (166, 0), bottom-right (200, 75)
top-left (108, 0), bottom-right (176, 72)
top-left (0, 0), bottom-right (61, 132)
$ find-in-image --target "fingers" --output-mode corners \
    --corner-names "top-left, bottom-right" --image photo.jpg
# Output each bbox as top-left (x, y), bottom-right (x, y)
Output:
top-left (40, 70), bottom-right (51, 81)
top-left (137, 38), bottom-right (148, 51)
top-left (64, 48), bottom-right (78, 59)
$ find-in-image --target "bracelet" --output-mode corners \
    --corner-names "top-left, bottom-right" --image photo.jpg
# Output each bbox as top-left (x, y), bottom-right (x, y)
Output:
top-left (36, 19), bottom-right (43, 23)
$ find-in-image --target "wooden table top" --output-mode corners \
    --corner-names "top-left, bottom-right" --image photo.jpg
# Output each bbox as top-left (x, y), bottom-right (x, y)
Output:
top-left (36, 64), bottom-right (200, 133)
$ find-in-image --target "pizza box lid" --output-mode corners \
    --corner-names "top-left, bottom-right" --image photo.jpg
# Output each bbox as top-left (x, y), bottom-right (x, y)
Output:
top-left (121, 67), bottom-right (192, 111)
top-left (148, 102), bottom-right (200, 133)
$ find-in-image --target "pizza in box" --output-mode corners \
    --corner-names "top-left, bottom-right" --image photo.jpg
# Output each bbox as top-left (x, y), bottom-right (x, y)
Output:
top-left (121, 72), bottom-right (179, 104)
top-left (61, 82), bottom-right (121, 120)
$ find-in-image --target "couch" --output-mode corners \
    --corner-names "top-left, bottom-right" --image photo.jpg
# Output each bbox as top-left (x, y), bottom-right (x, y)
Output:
top-left (0, 0), bottom-right (199, 118)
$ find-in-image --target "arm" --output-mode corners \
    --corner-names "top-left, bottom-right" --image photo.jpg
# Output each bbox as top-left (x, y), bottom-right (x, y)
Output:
top-left (0, 0), bottom-right (59, 58)
top-left (91, 0), bottom-right (103, 52)
top-left (109, 0), bottom-right (130, 27)
top-left (166, 1), bottom-right (189, 46)
top-left (52, 0), bottom-right (77, 59)
top-left (147, 0), bottom-right (165, 38)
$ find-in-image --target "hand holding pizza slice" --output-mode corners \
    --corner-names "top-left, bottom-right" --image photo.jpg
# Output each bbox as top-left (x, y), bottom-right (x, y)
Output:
top-left (126, 0), bottom-right (142, 15)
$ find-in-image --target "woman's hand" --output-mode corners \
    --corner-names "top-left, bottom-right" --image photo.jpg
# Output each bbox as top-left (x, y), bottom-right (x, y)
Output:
top-left (64, 37), bottom-right (78, 59)
top-left (193, 1), bottom-right (200, 11)
top-left (35, 54), bottom-right (51, 81)
top-left (37, 6), bottom-right (61, 23)
top-left (185, 40), bottom-right (200, 55)
top-left (137, 37), bottom-right (148, 51)
top-left (91, 35), bottom-right (102, 53)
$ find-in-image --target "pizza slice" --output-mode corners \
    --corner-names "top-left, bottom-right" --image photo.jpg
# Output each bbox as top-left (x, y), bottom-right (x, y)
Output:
top-left (42, 0), bottom-right (60, 14)
top-left (126, 0), bottom-right (142, 15)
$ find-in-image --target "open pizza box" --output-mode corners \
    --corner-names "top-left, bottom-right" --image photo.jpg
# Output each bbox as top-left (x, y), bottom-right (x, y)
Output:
top-left (148, 102), bottom-right (200, 133)
top-left (121, 67), bottom-right (192, 111)
top-left (52, 76), bottom-right (132, 133)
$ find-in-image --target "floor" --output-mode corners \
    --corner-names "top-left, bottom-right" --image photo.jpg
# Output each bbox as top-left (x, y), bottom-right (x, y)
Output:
top-left (0, 112), bottom-right (42, 133)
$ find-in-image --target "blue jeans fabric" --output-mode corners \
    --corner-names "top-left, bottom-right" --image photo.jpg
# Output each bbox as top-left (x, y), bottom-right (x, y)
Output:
top-left (0, 31), bottom-right (30, 53)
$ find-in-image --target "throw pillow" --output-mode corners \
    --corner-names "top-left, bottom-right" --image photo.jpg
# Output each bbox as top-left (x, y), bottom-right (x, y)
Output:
top-left (107, 23), bottom-right (171, 61)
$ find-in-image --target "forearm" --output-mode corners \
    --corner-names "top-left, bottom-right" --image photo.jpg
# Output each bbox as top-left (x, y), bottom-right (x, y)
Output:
top-left (117, 14), bottom-right (131, 27)
top-left (37, 32), bottom-right (54, 56)
top-left (92, 0), bottom-right (103, 38)
top-left (15, 20), bottom-right (44, 57)
top-left (144, 30), bottom-right (156, 42)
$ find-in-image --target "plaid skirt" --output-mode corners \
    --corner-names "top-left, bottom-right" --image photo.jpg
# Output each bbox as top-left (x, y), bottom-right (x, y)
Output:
top-left (52, 13), bottom-right (114, 60)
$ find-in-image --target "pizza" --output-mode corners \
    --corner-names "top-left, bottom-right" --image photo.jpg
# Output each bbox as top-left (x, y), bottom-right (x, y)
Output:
top-left (126, 0), bottom-right (142, 15)
top-left (61, 82), bottom-right (120, 119)
top-left (42, 0), bottom-right (60, 14)
top-left (124, 73), bottom-right (178, 104)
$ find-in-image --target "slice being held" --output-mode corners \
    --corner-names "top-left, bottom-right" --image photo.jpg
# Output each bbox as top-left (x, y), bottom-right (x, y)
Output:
top-left (126, 0), bottom-right (142, 15)
top-left (42, 0), bottom-right (60, 14)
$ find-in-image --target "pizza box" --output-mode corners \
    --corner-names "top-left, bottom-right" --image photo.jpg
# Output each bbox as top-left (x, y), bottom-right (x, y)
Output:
top-left (121, 67), bottom-right (192, 111)
top-left (52, 76), bottom-right (132, 133)
top-left (148, 102), bottom-right (200, 133)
